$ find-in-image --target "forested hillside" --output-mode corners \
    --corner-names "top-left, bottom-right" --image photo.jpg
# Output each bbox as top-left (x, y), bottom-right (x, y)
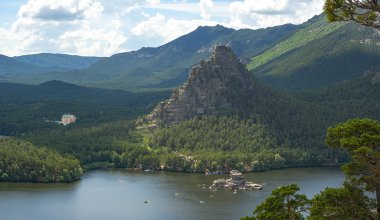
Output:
top-left (147, 81), bottom-right (349, 172)
top-left (249, 14), bottom-right (380, 91)
top-left (0, 138), bottom-right (82, 182)
top-left (0, 81), bottom-right (169, 135)
top-left (296, 71), bottom-right (380, 119)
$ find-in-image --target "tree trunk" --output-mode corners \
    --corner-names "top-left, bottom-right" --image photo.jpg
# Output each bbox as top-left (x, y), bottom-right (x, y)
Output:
top-left (377, 188), bottom-right (380, 220)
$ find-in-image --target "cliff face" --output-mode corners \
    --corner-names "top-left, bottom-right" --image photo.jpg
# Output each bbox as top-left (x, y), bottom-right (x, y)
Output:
top-left (144, 46), bottom-right (254, 126)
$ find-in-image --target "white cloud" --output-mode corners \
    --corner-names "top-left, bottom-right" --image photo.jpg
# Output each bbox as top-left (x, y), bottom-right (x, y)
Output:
top-left (0, 0), bottom-right (326, 56)
top-left (199, 0), bottom-right (213, 20)
top-left (56, 24), bottom-right (126, 56)
top-left (131, 0), bottom-right (324, 46)
top-left (147, 0), bottom-right (160, 5)
top-left (131, 13), bottom-right (217, 43)
top-left (17, 0), bottom-right (103, 21)
top-left (0, 0), bottom-right (127, 56)
top-left (227, 0), bottom-right (324, 29)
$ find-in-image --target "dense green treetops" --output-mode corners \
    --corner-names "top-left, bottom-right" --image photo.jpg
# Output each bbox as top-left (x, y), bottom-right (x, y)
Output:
top-left (243, 181), bottom-right (374, 220)
top-left (309, 182), bottom-right (373, 220)
top-left (244, 118), bottom-right (380, 220)
top-left (0, 138), bottom-right (82, 183)
top-left (241, 184), bottom-right (310, 220)
top-left (326, 118), bottom-right (380, 217)
top-left (326, 118), bottom-right (380, 192)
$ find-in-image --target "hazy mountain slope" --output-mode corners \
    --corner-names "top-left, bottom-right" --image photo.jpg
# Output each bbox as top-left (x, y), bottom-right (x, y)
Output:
top-left (0, 53), bottom-right (104, 84)
top-left (248, 14), bottom-right (380, 90)
top-left (14, 53), bottom-right (103, 70)
top-left (0, 55), bottom-right (52, 77)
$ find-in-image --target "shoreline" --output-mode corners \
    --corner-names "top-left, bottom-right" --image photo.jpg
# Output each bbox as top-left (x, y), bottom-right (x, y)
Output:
top-left (0, 165), bottom-right (343, 184)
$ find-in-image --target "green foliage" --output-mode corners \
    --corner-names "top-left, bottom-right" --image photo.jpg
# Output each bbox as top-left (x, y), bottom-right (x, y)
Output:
top-left (149, 114), bottom-right (344, 172)
top-left (244, 182), bottom-right (373, 220)
top-left (0, 138), bottom-right (82, 183)
top-left (326, 118), bottom-right (380, 217)
top-left (151, 116), bottom-right (276, 152)
top-left (24, 120), bottom-right (141, 168)
top-left (326, 118), bottom-right (380, 192)
top-left (242, 184), bottom-right (310, 220)
top-left (309, 182), bottom-right (373, 220)
top-left (324, 0), bottom-right (380, 29)
top-left (22, 120), bottom-right (171, 171)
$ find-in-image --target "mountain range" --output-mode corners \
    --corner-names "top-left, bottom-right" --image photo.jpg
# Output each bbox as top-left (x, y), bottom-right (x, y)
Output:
top-left (1, 13), bottom-right (380, 175)
top-left (2, 13), bottom-right (380, 94)
top-left (0, 23), bottom-right (297, 90)
top-left (0, 53), bottom-right (103, 84)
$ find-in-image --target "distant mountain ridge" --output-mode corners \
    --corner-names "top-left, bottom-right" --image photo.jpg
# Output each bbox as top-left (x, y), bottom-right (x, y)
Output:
top-left (0, 53), bottom-right (103, 85)
top-left (14, 53), bottom-right (103, 70)
top-left (2, 13), bottom-right (380, 93)
top-left (0, 24), bottom-right (298, 91)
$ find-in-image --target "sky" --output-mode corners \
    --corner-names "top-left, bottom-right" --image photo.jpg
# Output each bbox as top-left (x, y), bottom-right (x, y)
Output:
top-left (0, 0), bottom-right (325, 57)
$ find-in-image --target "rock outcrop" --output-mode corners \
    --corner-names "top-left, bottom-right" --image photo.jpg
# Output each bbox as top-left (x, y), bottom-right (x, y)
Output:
top-left (143, 46), bottom-right (254, 126)
top-left (210, 170), bottom-right (262, 190)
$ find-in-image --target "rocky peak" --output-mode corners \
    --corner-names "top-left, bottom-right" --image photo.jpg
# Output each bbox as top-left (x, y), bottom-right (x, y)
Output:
top-left (142, 46), bottom-right (254, 127)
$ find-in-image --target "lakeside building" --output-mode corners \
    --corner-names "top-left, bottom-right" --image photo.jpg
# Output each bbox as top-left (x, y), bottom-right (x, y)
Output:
top-left (61, 114), bottom-right (76, 126)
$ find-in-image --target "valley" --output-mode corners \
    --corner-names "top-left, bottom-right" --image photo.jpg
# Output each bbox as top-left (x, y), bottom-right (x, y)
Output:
top-left (0, 4), bottom-right (380, 219)
top-left (1, 14), bottom-right (379, 180)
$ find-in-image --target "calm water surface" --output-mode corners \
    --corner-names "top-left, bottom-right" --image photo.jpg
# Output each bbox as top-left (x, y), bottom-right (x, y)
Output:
top-left (0, 167), bottom-right (345, 220)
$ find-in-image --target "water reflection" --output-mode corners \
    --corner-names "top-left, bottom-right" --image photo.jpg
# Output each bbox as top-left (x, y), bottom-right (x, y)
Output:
top-left (0, 167), bottom-right (344, 220)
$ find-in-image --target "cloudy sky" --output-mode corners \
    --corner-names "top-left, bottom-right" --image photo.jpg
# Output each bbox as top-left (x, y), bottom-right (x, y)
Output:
top-left (0, 0), bottom-right (325, 57)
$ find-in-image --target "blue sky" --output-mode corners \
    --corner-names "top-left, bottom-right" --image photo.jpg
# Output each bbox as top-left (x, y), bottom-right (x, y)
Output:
top-left (0, 0), bottom-right (325, 56)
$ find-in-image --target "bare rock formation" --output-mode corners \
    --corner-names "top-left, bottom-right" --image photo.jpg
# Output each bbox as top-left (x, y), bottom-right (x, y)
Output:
top-left (143, 46), bottom-right (254, 127)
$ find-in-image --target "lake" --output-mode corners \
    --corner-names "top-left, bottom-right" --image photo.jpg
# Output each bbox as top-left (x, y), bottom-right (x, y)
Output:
top-left (0, 167), bottom-right (345, 220)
